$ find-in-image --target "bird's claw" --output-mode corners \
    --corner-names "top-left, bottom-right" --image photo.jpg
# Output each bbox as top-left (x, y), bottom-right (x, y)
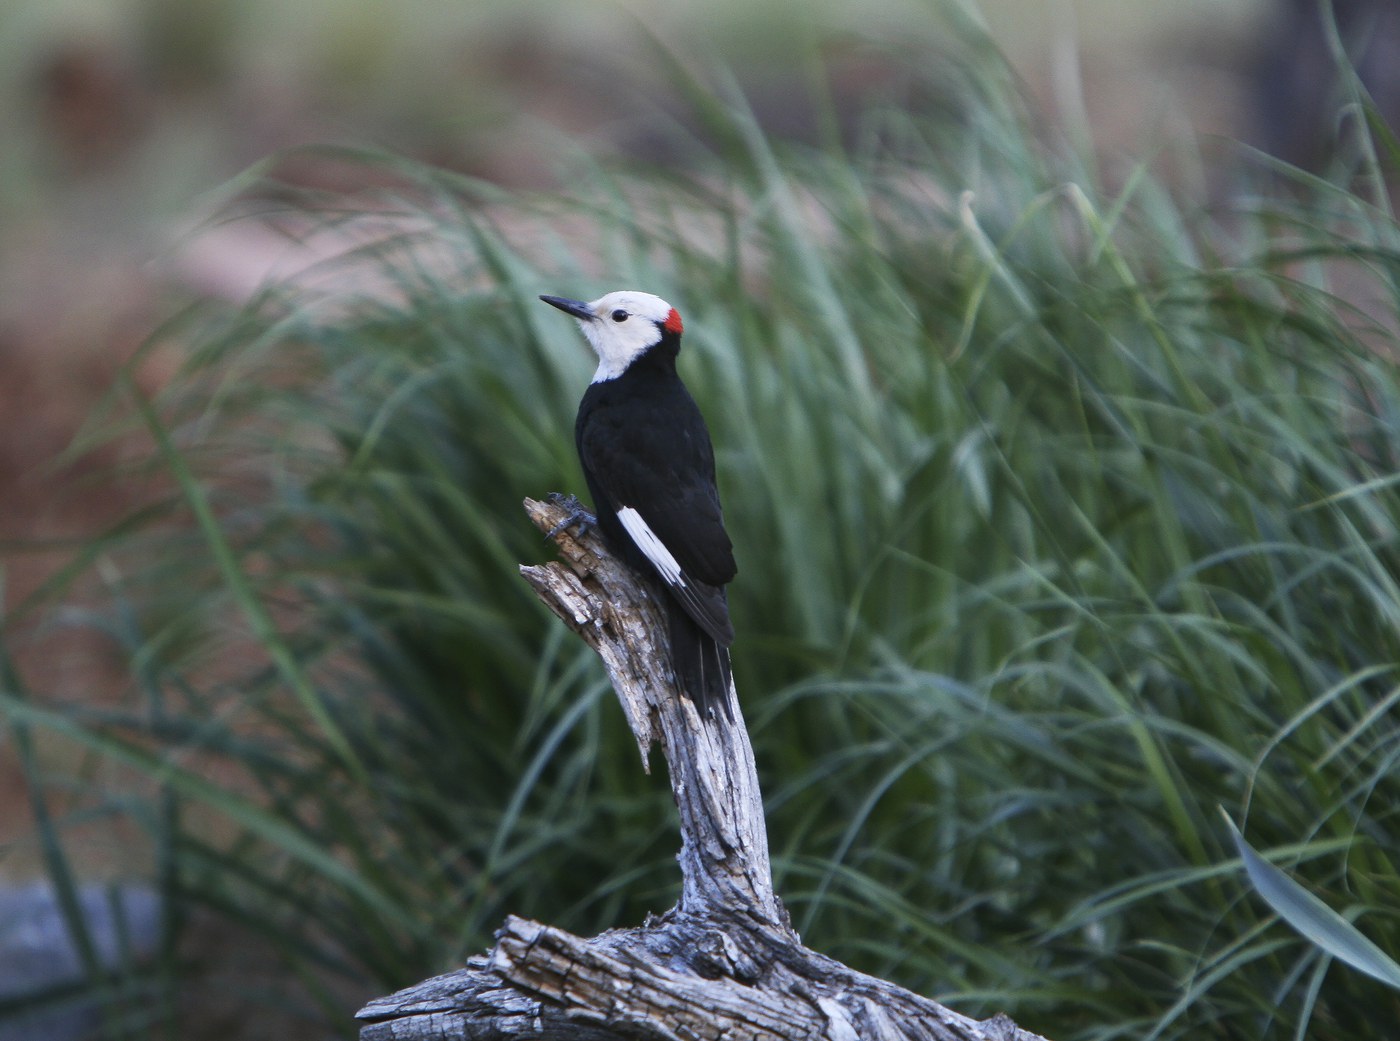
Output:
top-left (545, 492), bottom-right (597, 541)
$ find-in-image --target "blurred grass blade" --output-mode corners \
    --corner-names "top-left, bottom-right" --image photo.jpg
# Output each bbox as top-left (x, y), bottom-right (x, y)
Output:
top-left (1223, 811), bottom-right (1400, 990)
top-left (124, 372), bottom-right (366, 782)
top-left (0, 691), bottom-right (406, 923)
top-left (0, 644), bottom-right (106, 998)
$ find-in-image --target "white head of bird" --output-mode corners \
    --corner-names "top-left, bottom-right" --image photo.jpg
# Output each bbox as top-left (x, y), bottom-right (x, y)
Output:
top-left (540, 290), bottom-right (683, 383)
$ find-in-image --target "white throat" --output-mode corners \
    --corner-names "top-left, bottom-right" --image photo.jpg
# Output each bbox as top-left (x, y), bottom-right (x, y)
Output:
top-left (586, 332), bottom-right (640, 383)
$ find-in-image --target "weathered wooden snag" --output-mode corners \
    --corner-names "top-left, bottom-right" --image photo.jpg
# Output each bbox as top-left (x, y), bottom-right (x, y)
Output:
top-left (355, 496), bottom-right (1052, 1041)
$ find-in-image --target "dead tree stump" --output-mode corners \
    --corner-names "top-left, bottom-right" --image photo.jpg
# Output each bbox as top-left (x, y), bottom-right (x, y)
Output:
top-left (355, 496), bottom-right (1053, 1041)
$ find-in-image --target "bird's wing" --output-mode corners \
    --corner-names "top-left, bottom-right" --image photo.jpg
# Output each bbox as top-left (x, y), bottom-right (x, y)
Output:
top-left (616, 506), bottom-right (734, 645)
top-left (578, 409), bottom-right (735, 644)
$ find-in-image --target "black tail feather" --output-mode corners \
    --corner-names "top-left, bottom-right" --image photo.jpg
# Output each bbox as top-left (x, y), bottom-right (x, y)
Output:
top-left (667, 599), bottom-right (734, 723)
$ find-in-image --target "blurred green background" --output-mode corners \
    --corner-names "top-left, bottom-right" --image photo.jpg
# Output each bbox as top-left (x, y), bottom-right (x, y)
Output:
top-left (3, 1), bottom-right (1400, 1040)
top-left (0, 0), bottom-right (1293, 664)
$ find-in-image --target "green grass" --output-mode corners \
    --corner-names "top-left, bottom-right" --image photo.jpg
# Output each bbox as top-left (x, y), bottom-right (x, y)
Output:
top-left (5, 30), bottom-right (1400, 1041)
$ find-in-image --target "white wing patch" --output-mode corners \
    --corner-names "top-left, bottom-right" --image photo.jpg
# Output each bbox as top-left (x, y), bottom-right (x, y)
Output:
top-left (617, 506), bottom-right (686, 588)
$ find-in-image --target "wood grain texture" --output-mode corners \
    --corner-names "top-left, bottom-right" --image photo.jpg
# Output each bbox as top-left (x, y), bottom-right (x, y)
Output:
top-left (356, 496), bottom-right (1054, 1041)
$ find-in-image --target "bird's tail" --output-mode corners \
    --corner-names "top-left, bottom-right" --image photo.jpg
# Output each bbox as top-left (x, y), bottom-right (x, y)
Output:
top-left (667, 600), bottom-right (734, 723)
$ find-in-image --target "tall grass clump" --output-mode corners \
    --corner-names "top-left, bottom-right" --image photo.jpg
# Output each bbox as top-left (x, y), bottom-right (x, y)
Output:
top-left (4, 37), bottom-right (1400, 1041)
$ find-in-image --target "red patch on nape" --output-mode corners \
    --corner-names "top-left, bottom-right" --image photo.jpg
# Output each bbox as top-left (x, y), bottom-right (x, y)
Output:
top-left (664, 308), bottom-right (683, 335)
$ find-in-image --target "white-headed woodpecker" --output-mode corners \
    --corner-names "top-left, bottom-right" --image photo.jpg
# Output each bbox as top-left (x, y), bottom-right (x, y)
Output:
top-left (541, 290), bottom-right (736, 721)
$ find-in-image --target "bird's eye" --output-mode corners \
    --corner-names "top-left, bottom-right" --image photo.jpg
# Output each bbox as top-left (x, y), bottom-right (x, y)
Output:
top-left (611, 309), bottom-right (629, 322)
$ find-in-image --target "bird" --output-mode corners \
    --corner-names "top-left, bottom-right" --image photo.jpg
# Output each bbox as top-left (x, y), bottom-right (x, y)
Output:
top-left (540, 290), bottom-right (736, 722)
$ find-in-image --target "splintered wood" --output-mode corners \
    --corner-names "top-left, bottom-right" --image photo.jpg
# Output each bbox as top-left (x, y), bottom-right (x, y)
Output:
top-left (355, 496), bottom-right (1053, 1041)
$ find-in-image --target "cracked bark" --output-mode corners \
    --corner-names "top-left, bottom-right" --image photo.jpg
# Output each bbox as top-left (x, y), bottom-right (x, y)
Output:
top-left (356, 496), bottom-right (1053, 1041)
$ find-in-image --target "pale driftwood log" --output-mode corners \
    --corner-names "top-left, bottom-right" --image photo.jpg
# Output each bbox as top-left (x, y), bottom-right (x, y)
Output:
top-left (356, 496), bottom-right (1053, 1041)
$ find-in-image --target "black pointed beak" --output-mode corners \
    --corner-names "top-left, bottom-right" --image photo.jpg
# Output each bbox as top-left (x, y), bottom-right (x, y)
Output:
top-left (539, 295), bottom-right (596, 321)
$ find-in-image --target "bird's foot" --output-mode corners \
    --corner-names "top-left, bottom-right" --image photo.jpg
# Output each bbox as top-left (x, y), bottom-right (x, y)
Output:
top-left (545, 492), bottom-right (597, 541)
